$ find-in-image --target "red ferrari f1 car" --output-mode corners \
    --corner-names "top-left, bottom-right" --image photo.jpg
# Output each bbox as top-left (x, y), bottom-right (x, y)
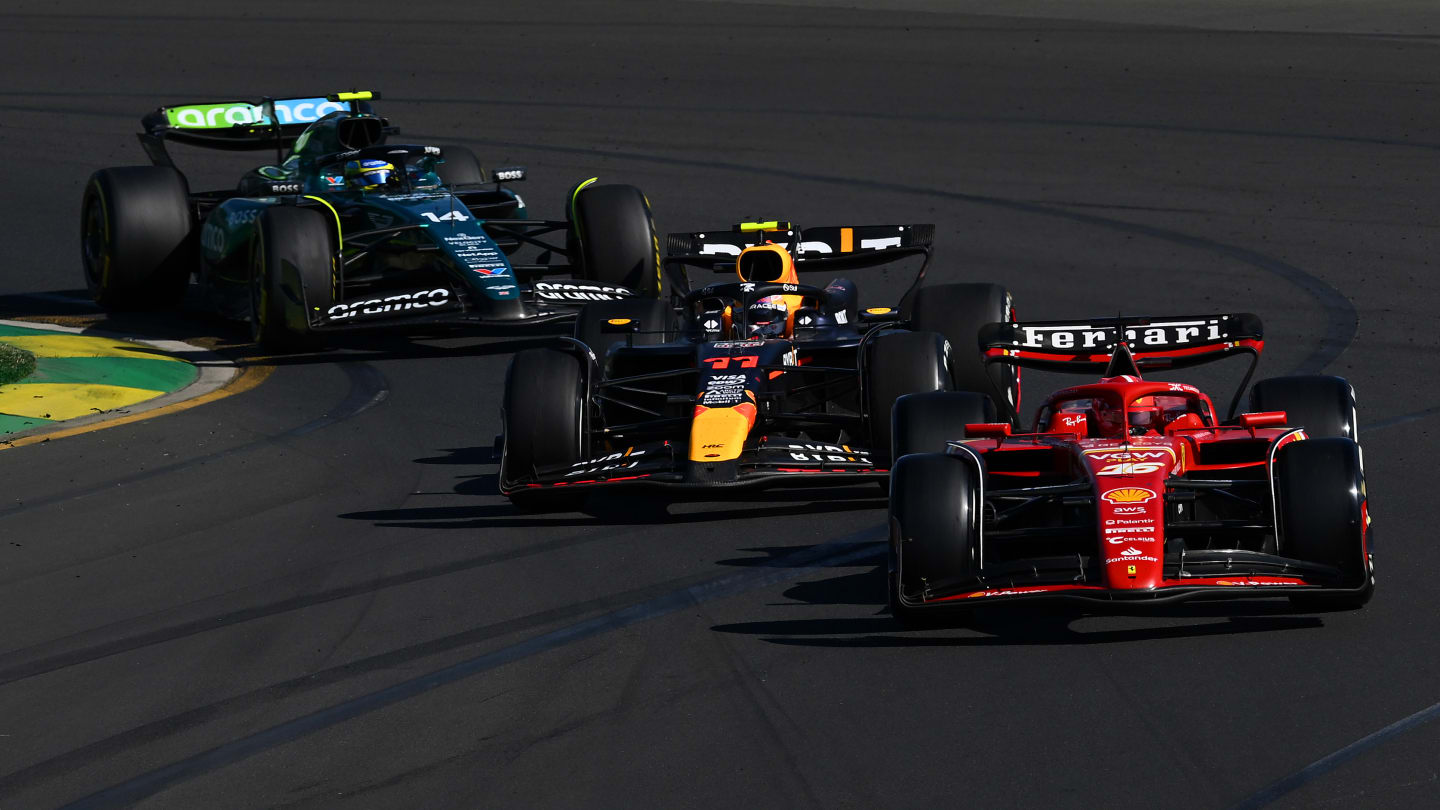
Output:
top-left (887, 313), bottom-right (1373, 621)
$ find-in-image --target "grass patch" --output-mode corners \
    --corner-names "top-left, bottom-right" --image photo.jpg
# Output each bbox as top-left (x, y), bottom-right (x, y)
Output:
top-left (0, 342), bottom-right (36, 385)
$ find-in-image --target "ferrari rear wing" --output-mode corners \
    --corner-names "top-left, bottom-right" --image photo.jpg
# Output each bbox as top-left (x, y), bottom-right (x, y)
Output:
top-left (981, 313), bottom-right (1264, 418)
top-left (666, 222), bottom-right (933, 272)
top-left (138, 91), bottom-right (385, 165)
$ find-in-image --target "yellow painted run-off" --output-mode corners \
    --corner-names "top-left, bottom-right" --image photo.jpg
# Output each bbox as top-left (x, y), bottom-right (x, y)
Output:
top-left (0, 321), bottom-right (267, 445)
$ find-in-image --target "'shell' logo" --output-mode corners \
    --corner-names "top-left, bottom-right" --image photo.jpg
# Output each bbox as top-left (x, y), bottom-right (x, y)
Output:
top-left (1101, 487), bottom-right (1156, 504)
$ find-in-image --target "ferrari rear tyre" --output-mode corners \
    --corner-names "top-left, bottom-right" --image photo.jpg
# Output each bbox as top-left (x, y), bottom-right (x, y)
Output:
top-left (570, 183), bottom-right (663, 297)
top-left (81, 166), bottom-right (194, 309)
top-left (889, 451), bottom-right (981, 626)
top-left (435, 145), bottom-right (487, 187)
top-left (249, 207), bottom-right (333, 352)
top-left (1250, 375), bottom-right (1357, 440)
top-left (906, 283), bottom-right (1019, 425)
top-left (866, 330), bottom-right (952, 467)
top-left (501, 348), bottom-right (588, 510)
top-left (1274, 437), bottom-right (1373, 609)
top-left (574, 298), bottom-right (673, 365)
top-left (892, 390), bottom-right (996, 460)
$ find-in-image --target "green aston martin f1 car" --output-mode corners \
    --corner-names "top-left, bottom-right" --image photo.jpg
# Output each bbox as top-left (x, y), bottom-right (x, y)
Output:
top-left (80, 91), bottom-right (667, 350)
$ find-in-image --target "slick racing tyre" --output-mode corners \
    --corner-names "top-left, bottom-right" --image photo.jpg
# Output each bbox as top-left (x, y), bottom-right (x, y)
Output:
top-left (501, 348), bottom-right (588, 510)
top-left (435, 145), bottom-right (488, 187)
top-left (574, 298), bottom-right (674, 366)
top-left (1250, 375), bottom-right (1358, 440)
top-left (889, 451), bottom-right (981, 627)
top-left (866, 330), bottom-right (952, 468)
top-left (1274, 437), bottom-right (1373, 610)
top-left (569, 183), bottom-right (663, 298)
top-left (81, 166), bottom-right (194, 309)
top-left (892, 390), bottom-right (996, 460)
top-left (249, 207), bottom-right (334, 352)
top-left (906, 283), bottom-right (1019, 426)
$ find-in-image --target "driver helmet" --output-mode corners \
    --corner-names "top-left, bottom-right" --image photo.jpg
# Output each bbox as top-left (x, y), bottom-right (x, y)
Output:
top-left (1128, 396), bottom-right (1163, 435)
top-left (345, 158), bottom-right (397, 190)
top-left (1094, 400), bottom-right (1126, 437)
top-left (746, 296), bottom-right (789, 338)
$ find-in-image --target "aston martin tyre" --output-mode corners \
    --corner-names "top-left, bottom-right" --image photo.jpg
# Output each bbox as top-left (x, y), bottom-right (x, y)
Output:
top-left (889, 451), bottom-right (981, 625)
top-left (907, 283), bottom-right (1019, 425)
top-left (1275, 437), bottom-right (1373, 609)
top-left (1250, 375), bottom-right (1358, 440)
top-left (434, 144), bottom-right (487, 186)
top-left (80, 166), bottom-right (194, 308)
top-left (892, 390), bottom-right (996, 460)
top-left (574, 298), bottom-right (674, 361)
top-left (571, 183), bottom-right (662, 297)
top-left (500, 348), bottom-right (588, 508)
top-left (250, 206), bottom-right (333, 352)
top-left (866, 330), bottom-right (953, 467)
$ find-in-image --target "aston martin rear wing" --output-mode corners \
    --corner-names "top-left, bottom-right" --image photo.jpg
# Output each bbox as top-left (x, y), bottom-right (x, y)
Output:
top-left (666, 222), bottom-right (933, 272)
top-left (138, 91), bottom-right (385, 166)
top-left (980, 313), bottom-right (1264, 418)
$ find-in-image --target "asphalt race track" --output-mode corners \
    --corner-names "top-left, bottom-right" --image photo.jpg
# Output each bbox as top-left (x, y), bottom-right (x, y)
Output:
top-left (2, 2), bottom-right (1439, 807)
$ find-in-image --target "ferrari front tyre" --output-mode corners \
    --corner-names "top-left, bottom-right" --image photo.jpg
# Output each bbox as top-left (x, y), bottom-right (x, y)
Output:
top-left (435, 145), bottom-right (488, 187)
top-left (865, 330), bottom-right (952, 467)
top-left (573, 298), bottom-right (674, 366)
top-left (570, 183), bottom-right (663, 297)
top-left (905, 282), bottom-right (1019, 425)
top-left (889, 451), bottom-right (980, 626)
top-left (80, 166), bottom-right (194, 309)
top-left (1274, 437), bottom-right (1373, 609)
top-left (249, 207), bottom-right (334, 352)
top-left (1250, 375), bottom-right (1357, 440)
top-left (892, 390), bottom-right (996, 461)
top-left (500, 348), bottom-right (588, 510)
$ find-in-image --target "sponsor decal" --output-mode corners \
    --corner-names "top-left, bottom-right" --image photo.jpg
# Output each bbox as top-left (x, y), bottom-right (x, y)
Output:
top-left (327, 288), bottom-right (451, 320)
top-left (1105, 525), bottom-right (1154, 533)
top-left (493, 168), bottom-right (525, 181)
top-left (701, 373), bottom-right (747, 406)
top-left (1059, 414), bottom-right (1085, 428)
top-left (226, 208), bottom-right (263, 226)
top-left (323, 174), bottom-right (345, 186)
top-left (269, 183), bottom-right (302, 194)
top-left (165, 97), bottom-right (347, 129)
top-left (1095, 461), bottom-right (1169, 476)
top-left (201, 222), bottom-right (224, 254)
top-left (1105, 518), bottom-right (1155, 526)
top-left (422, 210), bottom-right (469, 223)
top-left (708, 339), bottom-right (763, 349)
top-left (564, 448), bottom-right (646, 477)
top-left (1101, 487), bottom-right (1156, 504)
top-left (1112, 505), bottom-right (1148, 515)
top-left (784, 442), bottom-right (871, 465)
top-left (1086, 449), bottom-right (1174, 462)
top-left (1014, 319), bottom-right (1226, 351)
top-left (966, 588), bottom-right (1051, 599)
top-left (534, 281), bottom-right (633, 302)
top-left (1106, 550), bottom-right (1158, 565)
top-left (1214, 580), bottom-right (1295, 587)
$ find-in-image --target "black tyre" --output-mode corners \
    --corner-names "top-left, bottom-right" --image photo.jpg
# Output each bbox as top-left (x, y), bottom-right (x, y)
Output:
top-left (906, 283), bottom-right (1020, 425)
top-left (889, 451), bottom-right (981, 626)
top-left (1274, 438), bottom-right (1373, 609)
top-left (435, 145), bottom-right (487, 187)
top-left (1250, 375), bottom-right (1357, 440)
top-left (574, 298), bottom-right (674, 364)
top-left (571, 183), bottom-right (662, 297)
top-left (500, 348), bottom-right (588, 509)
top-left (80, 166), bottom-right (194, 309)
top-left (249, 207), bottom-right (334, 352)
top-left (866, 330), bottom-right (952, 467)
top-left (892, 390), bottom-right (996, 460)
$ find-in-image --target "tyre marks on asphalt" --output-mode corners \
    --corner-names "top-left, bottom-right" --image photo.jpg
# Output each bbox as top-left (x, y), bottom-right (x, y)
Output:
top-left (48, 533), bottom-right (884, 810)
top-left (0, 362), bottom-right (386, 524)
